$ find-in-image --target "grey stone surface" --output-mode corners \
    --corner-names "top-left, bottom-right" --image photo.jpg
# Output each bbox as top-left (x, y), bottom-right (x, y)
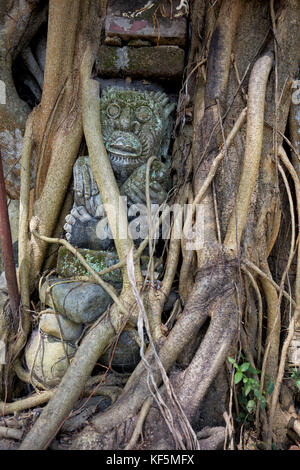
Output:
top-left (100, 330), bottom-right (140, 371)
top-left (96, 45), bottom-right (185, 81)
top-left (105, 0), bottom-right (187, 46)
top-left (40, 278), bottom-right (112, 324)
top-left (39, 311), bottom-right (83, 343)
top-left (25, 329), bottom-right (76, 388)
top-left (287, 330), bottom-right (300, 367)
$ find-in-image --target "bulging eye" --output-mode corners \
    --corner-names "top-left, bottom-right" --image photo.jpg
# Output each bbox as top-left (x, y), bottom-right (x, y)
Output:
top-left (136, 105), bottom-right (152, 123)
top-left (107, 103), bottom-right (120, 119)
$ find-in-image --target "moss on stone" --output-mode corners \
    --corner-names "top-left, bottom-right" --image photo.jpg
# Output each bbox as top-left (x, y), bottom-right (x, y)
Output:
top-left (57, 247), bottom-right (154, 284)
top-left (57, 247), bottom-right (122, 284)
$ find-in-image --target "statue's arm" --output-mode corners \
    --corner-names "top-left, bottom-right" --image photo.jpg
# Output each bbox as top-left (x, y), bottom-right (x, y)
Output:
top-left (120, 160), bottom-right (171, 206)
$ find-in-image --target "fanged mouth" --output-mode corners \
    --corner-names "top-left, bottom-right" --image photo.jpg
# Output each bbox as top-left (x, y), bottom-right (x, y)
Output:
top-left (109, 153), bottom-right (144, 165)
top-left (106, 132), bottom-right (142, 160)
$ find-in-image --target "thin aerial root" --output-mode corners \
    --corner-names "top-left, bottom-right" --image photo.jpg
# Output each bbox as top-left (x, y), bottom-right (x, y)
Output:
top-left (242, 259), bottom-right (295, 307)
top-left (261, 163), bottom-right (295, 386)
top-left (1, 391), bottom-right (54, 416)
top-left (127, 249), bottom-right (200, 450)
top-left (241, 266), bottom-right (263, 364)
top-left (278, 146), bottom-right (300, 306)
top-left (184, 107), bottom-right (247, 237)
top-left (18, 114), bottom-right (34, 319)
top-left (267, 307), bottom-right (300, 448)
top-left (125, 397), bottom-right (153, 450)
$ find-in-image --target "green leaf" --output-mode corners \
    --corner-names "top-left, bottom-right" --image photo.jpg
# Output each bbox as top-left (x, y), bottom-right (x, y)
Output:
top-left (296, 379), bottom-right (300, 390)
top-left (246, 400), bottom-right (256, 413)
top-left (227, 356), bottom-right (236, 364)
top-left (240, 362), bottom-right (250, 372)
top-left (234, 371), bottom-right (243, 384)
top-left (248, 366), bottom-right (260, 375)
top-left (243, 377), bottom-right (248, 383)
top-left (244, 384), bottom-right (252, 396)
top-left (254, 389), bottom-right (262, 400)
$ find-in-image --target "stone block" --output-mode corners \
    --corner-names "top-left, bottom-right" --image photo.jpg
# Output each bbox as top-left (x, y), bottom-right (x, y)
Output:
top-left (96, 45), bottom-right (185, 81)
top-left (25, 329), bottom-right (76, 388)
top-left (40, 277), bottom-right (112, 324)
top-left (39, 311), bottom-right (83, 343)
top-left (99, 330), bottom-right (140, 371)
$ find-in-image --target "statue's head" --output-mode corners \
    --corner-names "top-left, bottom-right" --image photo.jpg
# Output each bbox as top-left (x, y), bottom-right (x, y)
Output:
top-left (100, 87), bottom-right (175, 181)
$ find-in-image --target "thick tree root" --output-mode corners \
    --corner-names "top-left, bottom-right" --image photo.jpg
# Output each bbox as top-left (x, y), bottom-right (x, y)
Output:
top-left (70, 253), bottom-right (239, 450)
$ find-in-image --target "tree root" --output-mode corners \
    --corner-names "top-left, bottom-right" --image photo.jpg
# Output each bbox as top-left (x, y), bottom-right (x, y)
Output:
top-left (70, 273), bottom-right (209, 447)
top-left (197, 427), bottom-right (226, 450)
top-left (0, 377), bottom-right (122, 417)
top-left (224, 51), bottom-right (274, 251)
top-left (0, 426), bottom-right (23, 441)
top-left (173, 256), bottom-right (239, 422)
top-left (70, 253), bottom-right (238, 450)
top-left (124, 397), bottom-right (153, 450)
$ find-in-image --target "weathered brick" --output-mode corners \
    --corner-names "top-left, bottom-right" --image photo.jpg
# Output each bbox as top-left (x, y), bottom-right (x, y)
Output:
top-left (96, 45), bottom-right (185, 81)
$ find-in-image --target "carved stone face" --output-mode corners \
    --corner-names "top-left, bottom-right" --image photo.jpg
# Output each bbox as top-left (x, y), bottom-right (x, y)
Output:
top-left (100, 87), bottom-right (175, 182)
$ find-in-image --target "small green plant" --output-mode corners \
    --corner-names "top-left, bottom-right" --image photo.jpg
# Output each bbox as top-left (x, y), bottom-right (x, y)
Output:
top-left (228, 355), bottom-right (274, 423)
top-left (291, 367), bottom-right (300, 390)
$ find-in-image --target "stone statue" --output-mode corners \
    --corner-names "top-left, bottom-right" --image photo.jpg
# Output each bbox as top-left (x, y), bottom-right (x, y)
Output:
top-left (25, 87), bottom-right (176, 384)
top-left (63, 87), bottom-right (175, 250)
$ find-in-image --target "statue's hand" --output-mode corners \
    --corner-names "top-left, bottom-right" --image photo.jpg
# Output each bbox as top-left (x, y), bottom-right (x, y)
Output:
top-left (120, 161), bottom-right (171, 206)
top-left (73, 157), bottom-right (102, 216)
